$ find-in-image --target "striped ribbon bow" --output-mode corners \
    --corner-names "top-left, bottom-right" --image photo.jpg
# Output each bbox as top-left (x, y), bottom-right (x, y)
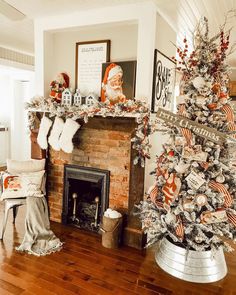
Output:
top-left (149, 185), bottom-right (164, 209)
top-left (221, 104), bottom-right (236, 139)
top-left (208, 180), bottom-right (233, 207)
top-left (178, 104), bottom-right (193, 146)
top-left (175, 215), bottom-right (184, 240)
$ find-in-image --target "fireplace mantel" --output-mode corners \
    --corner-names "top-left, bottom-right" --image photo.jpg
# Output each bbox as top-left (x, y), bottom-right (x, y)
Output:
top-left (31, 114), bottom-right (146, 249)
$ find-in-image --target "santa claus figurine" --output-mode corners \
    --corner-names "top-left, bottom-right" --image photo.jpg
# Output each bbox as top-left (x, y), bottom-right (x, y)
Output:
top-left (49, 72), bottom-right (70, 103)
top-left (101, 63), bottom-right (126, 105)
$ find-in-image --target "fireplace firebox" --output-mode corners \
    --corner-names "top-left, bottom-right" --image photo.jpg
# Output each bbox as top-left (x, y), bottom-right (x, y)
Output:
top-left (62, 164), bottom-right (110, 232)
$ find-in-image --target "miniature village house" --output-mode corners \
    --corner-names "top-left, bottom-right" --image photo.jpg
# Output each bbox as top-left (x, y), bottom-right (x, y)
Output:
top-left (73, 89), bottom-right (82, 106)
top-left (61, 88), bottom-right (73, 106)
top-left (85, 93), bottom-right (97, 107)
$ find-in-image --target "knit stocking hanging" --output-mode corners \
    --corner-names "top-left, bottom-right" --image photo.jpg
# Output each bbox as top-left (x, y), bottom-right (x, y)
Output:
top-left (59, 118), bottom-right (80, 153)
top-left (48, 117), bottom-right (65, 151)
top-left (37, 116), bottom-right (52, 150)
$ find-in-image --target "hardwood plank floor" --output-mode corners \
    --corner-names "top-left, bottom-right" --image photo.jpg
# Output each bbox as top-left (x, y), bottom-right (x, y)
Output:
top-left (0, 203), bottom-right (235, 295)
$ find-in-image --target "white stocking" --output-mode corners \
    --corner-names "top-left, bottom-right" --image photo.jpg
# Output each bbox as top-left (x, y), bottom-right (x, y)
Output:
top-left (37, 116), bottom-right (52, 150)
top-left (59, 118), bottom-right (80, 153)
top-left (48, 117), bottom-right (65, 151)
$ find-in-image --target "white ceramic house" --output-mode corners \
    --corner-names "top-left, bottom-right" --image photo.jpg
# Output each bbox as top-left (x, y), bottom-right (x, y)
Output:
top-left (74, 89), bottom-right (82, 106)
top-left (61, 88), bottom-right (73, 106)
top-left (85, 93), bottom-right (98, 107)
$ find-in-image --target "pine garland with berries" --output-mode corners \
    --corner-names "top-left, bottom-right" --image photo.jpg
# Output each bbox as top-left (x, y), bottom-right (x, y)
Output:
top-left (26, 97), bottom-right (152, 167)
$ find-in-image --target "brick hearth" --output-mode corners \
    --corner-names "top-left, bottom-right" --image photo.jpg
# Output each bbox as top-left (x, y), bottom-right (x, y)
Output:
top-left (33, 116), bottom-right (145, 248)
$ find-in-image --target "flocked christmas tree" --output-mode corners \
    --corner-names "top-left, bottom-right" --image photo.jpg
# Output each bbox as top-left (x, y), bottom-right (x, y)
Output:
top-left (138, 15), bottom-right (236, 252)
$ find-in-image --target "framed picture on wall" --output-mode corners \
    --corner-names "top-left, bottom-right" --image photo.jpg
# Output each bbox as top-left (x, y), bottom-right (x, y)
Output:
top-left (100, 61), bottom-right (136, 105)
top-left (151, 49), bottom-right (176, 112)
top-left (75, 40), bottom-right (110, 97)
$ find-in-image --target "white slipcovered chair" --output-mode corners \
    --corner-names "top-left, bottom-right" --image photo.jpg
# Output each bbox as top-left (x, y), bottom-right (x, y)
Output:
top-left (0, 158), bottom-right (45, 239)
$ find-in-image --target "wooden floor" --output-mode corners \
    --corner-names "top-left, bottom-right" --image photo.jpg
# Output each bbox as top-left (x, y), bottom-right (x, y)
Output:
top-left (0, 205), bottom-right (235, 295)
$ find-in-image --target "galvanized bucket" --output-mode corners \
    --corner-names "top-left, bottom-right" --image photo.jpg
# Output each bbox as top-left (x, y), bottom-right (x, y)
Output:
top-left (155, 236), bottom-right (227, 283)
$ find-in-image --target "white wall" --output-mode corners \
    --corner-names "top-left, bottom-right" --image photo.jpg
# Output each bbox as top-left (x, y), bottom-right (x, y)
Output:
top-left (34, 1), bottom-right (157, 100)
top-left (155, 14), bottom-right (177, 58)
top-left (45, 22), bottom-right (138, 97)
top-left (144, 13), bottom-right (177, 191)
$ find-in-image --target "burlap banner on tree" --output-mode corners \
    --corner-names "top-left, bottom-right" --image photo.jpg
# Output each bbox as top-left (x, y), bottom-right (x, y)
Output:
top-left (156, 108), bottom-right (227, 144)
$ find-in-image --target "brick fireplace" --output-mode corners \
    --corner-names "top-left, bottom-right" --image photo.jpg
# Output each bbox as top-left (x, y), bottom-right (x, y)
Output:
top-left (33, 116), bottom-right (145, 248)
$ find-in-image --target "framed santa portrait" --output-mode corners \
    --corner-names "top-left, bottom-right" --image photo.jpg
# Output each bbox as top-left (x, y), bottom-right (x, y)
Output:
top-left (101, 61), bottom-right (136, 105)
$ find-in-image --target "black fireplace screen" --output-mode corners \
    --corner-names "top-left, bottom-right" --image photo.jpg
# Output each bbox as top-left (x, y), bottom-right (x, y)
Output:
top-left (62, 165), bottom-right (110, 232)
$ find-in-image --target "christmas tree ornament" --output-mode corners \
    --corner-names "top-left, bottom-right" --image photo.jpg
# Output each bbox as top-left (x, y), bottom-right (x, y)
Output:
top-left (186, 171), bottom-right (205, 190)
top-left (37, 116), bottom-right (52, 150)
top-left (195, 194), bottom-right (208, 207)
top-left (195, 235), bottom-right (203, 243)
top-left (195, 95), bottom-right (206, 107)
top-left (200, 210), bottom-right (228, 224)
top-left (192, 76), bottom-right (206, 90)
top-left (212, 83), bottom-right (221, 95)
top-left (182, 145), bottom-right (208, 162)
top-left (168, 150), bottom-right (175, 157)
top-left (175, 161), bottom-right (190, 174)
top-left (48, 117), bottom-right (65, 151)
top-left (175, 136), bottom-right (186, 146)
top-left (162, 173), bottom-right (181, 209)
top-left (163, 212), bottom-right (177, 225)
top-left (207, 103), bottom-right (218, 110)
top-left (183, 199), bottom-right (195, 211)
top-left (215, 173), bottom-right (225, 183)
top-left (59, 118), bottom-right (80, 153)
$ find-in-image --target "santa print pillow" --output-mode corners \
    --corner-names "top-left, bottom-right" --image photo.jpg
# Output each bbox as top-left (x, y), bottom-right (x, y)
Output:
top-left (0, 170), bottom-right (45, 200)
top-left (1, 173), bottom-right (23, 199)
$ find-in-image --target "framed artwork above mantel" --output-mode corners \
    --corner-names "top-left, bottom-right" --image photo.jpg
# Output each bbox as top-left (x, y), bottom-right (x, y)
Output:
top-left (75, 40), bottom-right (111, 97)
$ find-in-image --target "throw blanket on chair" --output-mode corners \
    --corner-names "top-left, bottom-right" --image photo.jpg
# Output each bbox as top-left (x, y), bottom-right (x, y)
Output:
top-left (16, 196), bottom-right (63, 256)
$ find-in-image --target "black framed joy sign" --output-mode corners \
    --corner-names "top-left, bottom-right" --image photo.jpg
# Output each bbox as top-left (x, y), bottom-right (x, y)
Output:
top-left (151, 49), bottom-right (176, 112)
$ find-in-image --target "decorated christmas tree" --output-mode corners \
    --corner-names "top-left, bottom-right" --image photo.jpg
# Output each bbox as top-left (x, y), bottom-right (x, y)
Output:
top-left (139, 16), bottom-right (236, 254)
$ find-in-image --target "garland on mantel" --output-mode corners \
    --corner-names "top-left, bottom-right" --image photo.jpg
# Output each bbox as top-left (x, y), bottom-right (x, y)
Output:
top-left (25, 96), bottom-right (153, 167)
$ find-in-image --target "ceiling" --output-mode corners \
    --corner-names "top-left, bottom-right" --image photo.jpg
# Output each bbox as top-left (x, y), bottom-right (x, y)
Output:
top-left (155, 0), bottom-right (236, 68)
top-left (0, 0), bottom-right (236, 68)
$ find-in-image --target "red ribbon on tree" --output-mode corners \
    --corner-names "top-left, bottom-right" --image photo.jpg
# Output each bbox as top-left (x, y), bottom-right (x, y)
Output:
top-left (175, 215), bottom-right (184, 240)
top-left (221, 104), bottom-right (236, 139)
top-left (178, 104), bottom-right (193, 146)
top-left (156, 153), bottom-right (169, 179)
top-left (226, 211), bottom-right (236, 227)
top-left (209, 180), bottom-right (233, 207)
top-left (149, 185), bottom-right (164, 209)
